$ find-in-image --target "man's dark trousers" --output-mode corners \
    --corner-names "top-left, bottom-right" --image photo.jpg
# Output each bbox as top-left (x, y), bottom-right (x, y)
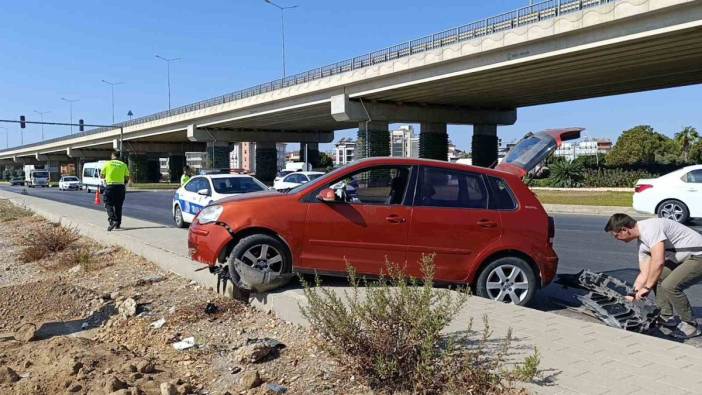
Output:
top-left (103, 184), bottom-right (126, 227)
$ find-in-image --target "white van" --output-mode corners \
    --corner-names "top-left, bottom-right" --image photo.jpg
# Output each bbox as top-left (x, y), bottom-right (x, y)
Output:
top-left (81, 161), bottom-right (107, 193)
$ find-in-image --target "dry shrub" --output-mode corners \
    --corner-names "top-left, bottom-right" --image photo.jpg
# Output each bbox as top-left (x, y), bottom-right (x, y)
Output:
top-left (0, 199), bottom-right (32, 222)
top-left (19, 222), bottom-right (80, 263)
top-left (57, 246), bottom-right (95, 269)
top-left (301, 254), bottom-right (539, 394)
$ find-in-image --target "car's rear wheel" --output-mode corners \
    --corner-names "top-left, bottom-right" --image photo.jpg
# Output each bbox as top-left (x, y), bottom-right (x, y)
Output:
top-left (657, 199), bottom-right (690, 224)
top-left (227, 234), bottom-right (292, 292)
top-left (475, 257), bottom-right (537, 306)
top-left (173, 205), bottom-right (187, 228)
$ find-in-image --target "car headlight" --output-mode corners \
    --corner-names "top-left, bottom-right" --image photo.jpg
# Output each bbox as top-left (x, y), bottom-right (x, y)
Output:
top-left (197, 204), bottom-right (223, 224)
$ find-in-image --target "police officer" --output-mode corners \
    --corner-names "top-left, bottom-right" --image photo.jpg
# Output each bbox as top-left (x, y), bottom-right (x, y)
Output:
top-left (100, 152), bottom-right (130, 231)
top-left (180, 165), bottom-right (192, 185)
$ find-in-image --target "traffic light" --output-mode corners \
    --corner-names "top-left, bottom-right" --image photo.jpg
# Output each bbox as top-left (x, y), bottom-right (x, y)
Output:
top-left (20, 115), bottom-right (26, 129)
top-left (79, 119), bottom-right (84, 132)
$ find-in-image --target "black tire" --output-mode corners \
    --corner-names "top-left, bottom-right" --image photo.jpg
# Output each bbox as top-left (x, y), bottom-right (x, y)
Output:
top-left (227, 234), bottom-right (292, 293)
top-left (475, 256), bottom-right (537, 306)
top-left (173, 205), bottom-right (188, 228)
top-left (656, 199), bottom-right (690, 224)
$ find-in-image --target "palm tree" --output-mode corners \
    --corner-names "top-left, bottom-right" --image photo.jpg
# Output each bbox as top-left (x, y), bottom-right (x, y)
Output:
top-left (675, 126), bottom-right (700, 163)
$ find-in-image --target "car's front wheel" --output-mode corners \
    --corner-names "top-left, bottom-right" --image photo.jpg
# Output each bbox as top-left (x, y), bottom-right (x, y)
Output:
top-left (227, 234), bottom-right (292, 293)
top-left (657, 199), bottom-right (690, 224)
top-left (475, 257), bottom-right (537, 306)
top-left (173, 205), bottom-right (188, 228)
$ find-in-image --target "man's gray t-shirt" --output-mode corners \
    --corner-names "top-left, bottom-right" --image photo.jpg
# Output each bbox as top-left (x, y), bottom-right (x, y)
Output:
top-left (638, 218), bottom-right (702, 264)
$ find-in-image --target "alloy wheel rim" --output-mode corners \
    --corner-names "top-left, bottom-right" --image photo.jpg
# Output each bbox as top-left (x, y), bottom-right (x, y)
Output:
top-left (485, 264), bottom-right (529, 304)
top-left (240, 244), bottom-right (284, 274)
top-left (660, 203), bottom-right (684, 222)
top-left (175, 207), bottom-right (183, 224)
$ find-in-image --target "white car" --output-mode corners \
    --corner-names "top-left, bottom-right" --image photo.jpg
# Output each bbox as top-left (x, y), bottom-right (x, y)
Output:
top-left (172, 174), bottom-right (269, 228)
top-left (633, 165), bottom-right (702, 223)
top-left (58, 176), bottom-right (81, 191)
top-left (273, 171), bottom-right (325, 191)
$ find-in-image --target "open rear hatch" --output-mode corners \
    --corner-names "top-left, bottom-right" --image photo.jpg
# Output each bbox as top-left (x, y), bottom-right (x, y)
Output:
top-left (495, 127), bottom-right (583, 178)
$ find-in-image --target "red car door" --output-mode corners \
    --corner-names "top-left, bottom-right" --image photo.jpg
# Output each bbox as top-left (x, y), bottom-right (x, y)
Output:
top-left (301, 165), bottom-right (412, 276)
top-left (405, 166), bottom-right (501, 282)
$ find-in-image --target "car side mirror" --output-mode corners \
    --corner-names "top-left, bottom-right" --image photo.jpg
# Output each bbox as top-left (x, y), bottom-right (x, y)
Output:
top-left (317, 188), bottom-right (338, 202)
top-left (197, 189), bottom-right (210, 196)
top-left (301, 180), bottom-right (308, 184)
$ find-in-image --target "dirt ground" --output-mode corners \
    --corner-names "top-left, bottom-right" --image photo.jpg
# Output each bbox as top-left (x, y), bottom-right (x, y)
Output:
top-left (0, 206), bottom-right (370, 394)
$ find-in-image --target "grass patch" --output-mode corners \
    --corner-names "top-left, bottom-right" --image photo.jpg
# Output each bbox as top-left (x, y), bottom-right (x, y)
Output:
top-left (129, 183), bottom-right (180, 190)
top-left (0, 199), bottom-right (33, 222)
top-left (300, 255), bottom-right (538, 394)
top-left (534, 190), bottom-right (633, 207)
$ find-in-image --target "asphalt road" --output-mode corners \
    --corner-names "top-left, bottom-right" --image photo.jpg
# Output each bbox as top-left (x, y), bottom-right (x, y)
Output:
top-left (3, 184), bottom-right (702, 322)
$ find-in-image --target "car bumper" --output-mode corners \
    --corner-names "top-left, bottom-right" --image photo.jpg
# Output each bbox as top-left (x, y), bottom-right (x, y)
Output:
top-left (537, 247), bottom-right (559, 286)
top-left (188, 221), bottom-right (233, 267)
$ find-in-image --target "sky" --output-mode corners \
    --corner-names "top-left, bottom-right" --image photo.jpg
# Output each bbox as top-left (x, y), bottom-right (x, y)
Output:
top-left (0, 0), bottom-right (700, 152)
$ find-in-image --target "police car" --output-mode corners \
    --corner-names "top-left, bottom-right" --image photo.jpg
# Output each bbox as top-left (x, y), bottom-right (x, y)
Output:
top-left (172, 173), bottom-right (270, 228)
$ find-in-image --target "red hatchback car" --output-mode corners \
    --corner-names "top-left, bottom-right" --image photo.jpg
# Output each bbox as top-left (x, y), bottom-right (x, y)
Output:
top-left (189, 128), bottom-right (581, 305)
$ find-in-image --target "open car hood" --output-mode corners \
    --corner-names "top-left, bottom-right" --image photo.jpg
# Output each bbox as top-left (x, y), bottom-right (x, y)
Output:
top-left (495, 127), bottom-right (583, 178)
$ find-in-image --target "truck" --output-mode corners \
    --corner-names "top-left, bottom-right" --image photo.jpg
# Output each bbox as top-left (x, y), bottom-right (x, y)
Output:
top-left (23, 165), bottom-right (50, 187)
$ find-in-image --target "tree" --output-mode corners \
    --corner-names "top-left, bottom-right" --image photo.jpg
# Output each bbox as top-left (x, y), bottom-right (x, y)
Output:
top-left (319, 152), bottom-right (334, 169)
top-left (674, 126), bottom-right (700, 163)
top-left (605, 125), bottom-right (677, 167)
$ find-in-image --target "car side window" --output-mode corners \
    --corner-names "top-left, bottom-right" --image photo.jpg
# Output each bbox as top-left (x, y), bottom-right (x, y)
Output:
top-left (323, 166), bottom-right (411, 205)
top-left (486, 176), bottom-right (517, 210)
top-left (685, 170), bottom-right (702, 183)
top-left (416, 167), bottom-right (488, 209)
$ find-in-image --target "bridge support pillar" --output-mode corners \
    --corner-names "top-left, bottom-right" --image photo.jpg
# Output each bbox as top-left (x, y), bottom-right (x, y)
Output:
top-left (299, 142), bottom-right (320, 169)
top-left (255, 142), bottom-right (277, 184)
top-left (129, 154), bottom-right (160, 183)
top-left (472, 124), bottom-right (498, 168)
top-left (168, 155), bottom-right (186, 183)
top-left (420, 123), bottom-right (448, 161)
top-left (355, 121), bottom-right (389, 160)
top-left (205, 142), bottom-right (231, 169)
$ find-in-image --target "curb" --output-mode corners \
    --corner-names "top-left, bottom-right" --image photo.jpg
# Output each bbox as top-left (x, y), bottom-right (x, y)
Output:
top-left (542, 203), bottom-right (648, 217)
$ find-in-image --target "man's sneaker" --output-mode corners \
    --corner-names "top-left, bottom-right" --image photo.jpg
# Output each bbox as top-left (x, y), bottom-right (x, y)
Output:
top-left (658, 315), bottom-right (679, 328)
top-left (107, 221), bottom-right (117, 232)
top-left (671, 321), bottom-right (702, 340)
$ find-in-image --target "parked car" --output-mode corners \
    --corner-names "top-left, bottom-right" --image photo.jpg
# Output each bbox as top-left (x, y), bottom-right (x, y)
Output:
top-left (9, 177), bottom-right (24, 186)
top-left (173, 174), bottom-right (269, 228)
top-left (633, 164), bottom-right (702, 223)
top-left (273, 171), bottom-right (325, 191)
top-left (58, 176), bottom-right (81, 191)
top-left (273, 170), bottom-right (295, 183)
top-left (188, 128), bottom-right (582, 305)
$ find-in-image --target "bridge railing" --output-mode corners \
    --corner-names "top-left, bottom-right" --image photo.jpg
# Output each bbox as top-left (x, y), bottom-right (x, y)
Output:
top-left (2, 0), bottom-right (614, 153)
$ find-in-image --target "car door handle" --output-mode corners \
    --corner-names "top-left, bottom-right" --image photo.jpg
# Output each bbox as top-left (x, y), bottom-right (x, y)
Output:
top-left (477, 219), bottom-right (498, 228)
top-left (385, 215), bottom-right (406, 224)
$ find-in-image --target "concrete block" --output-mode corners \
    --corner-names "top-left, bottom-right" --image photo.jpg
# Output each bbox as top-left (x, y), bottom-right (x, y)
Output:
top-left (582, 4), bottom-right (617, 28)
top-left (553, 13), bottom-right (584, 34)
top-left (614, 0), bottom-right (651, 20)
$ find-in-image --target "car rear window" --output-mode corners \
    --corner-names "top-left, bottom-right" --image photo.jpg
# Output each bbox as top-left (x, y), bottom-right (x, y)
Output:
top-left (416, 167), bottom-right (487, 209)
top-left (308, 173), bottom-right (324, 181)
top-left (212, 177), bottom-right (265, 194)
top-left (486, 176), bottom-right (517, 210)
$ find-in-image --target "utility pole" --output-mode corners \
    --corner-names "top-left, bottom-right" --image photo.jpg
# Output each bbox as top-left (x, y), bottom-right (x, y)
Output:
top-left (101, 80), bottom-right (124, 124)
top-left (155, 55), bottom-right (182, 111)
top-left (264, 0), bottom-right (298, 78)
top-left (61, 97), bottom-right (79, 134)
top-left (33, 110), bottom-right (50, 141)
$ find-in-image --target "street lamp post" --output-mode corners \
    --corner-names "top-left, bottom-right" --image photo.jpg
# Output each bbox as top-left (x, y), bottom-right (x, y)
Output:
top-left (127, 110), bottom-right (133, 121)
top-left (33, 110), bottom-right (50, 141)
top-left (155, 55), bottom-right (182, 111)
top-left (101, 79), bottom-right (124, 124)
top-left (263, 0), bottom-right (298, 79)
top-left (61, 97), bottom-right (79, 134)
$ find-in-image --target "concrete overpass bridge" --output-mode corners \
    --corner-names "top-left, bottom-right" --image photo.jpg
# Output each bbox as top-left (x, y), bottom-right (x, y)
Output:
top-left (1, 0), bottom-right (701, 182)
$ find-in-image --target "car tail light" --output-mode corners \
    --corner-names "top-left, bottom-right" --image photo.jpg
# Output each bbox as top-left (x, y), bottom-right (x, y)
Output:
top-left (634, 184), bottom-right (653, 193)
top-left (548, 216), bottom-right (555, 246)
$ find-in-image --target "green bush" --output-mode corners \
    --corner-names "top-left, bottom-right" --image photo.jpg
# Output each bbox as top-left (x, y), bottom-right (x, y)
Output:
top-left (300, 255), bottom-right (538, 394)
top-left (549, 161), bottom-right (584, 187)
top-left (582, 168), bottom-right (656, 188)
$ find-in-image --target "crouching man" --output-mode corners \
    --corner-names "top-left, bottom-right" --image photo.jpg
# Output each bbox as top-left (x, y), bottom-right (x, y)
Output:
top-left (605, 213), bottom-right (702, 339)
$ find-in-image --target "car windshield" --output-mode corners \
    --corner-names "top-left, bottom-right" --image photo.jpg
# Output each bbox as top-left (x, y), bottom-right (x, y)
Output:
top-left (33, 171), bottom-right (49, 178)
top-left (211, 177), bottom-right (266, 194)
top-left (287, 166), bottom-right (349, 194)
top-left (63, 177), bottom-right (79, 181)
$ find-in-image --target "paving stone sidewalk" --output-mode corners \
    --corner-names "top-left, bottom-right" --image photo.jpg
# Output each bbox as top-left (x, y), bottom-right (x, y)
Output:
top-left (2, 190), bottom-right (701, 394)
